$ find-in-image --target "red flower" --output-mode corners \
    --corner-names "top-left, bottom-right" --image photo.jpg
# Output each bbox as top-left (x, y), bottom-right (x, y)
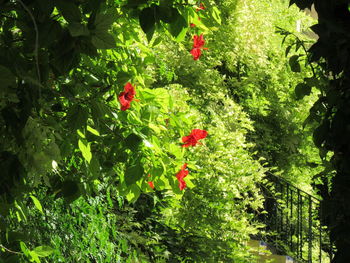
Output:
top-left (190, 34), bottom-right (208, 60)
top-left (147, 181), bottom-right (155, 189)
top-left (176, 163), bottom-right (189, 191)
top-left (190, 48), bottom-right (202, 60)
top-left (195, 3), bottom-right (205, 11)
top-left (190, 23), bottom-right (196, 27)
top-left (118, 82), bottom-right (136, 111)
top-left (182, 129), bottom-right (208, 147)
top-left (193, 34), bottom-right (205, 49)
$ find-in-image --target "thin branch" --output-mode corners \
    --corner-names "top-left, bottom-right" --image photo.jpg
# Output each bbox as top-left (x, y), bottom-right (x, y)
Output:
top-left (0, 244), bottom-right (23, 255)
top-left (16, 0), bottom-right (41, 95)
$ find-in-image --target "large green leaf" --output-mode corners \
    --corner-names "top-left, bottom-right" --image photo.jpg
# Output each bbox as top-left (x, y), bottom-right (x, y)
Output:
top-left (139, 7), bottom-right (156, 41)
top-left (295, 83), bottom-right (311, 100)
top-left (68, 22), bottom-right (90, 37)
top-left (91, 31), bottom-right (115, 49)
top-left (56, 0), bottom-right (82, 23)
top-left (124, 133), bottom-right (142, 151)
top-left (169, 12), bottom-right (187, 38)
top-left (94, 12), bottom-right (116, 31)
top-left (125, 164), bottom-right (144, 186)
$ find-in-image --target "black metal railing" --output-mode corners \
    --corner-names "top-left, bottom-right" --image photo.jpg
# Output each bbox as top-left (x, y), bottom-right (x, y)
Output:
top-left (256, 173), bottom-right (334, 263)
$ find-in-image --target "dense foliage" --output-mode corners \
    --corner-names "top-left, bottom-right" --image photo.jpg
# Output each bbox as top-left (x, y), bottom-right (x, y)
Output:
top-left (0, 0), bottom-right (333, 262)
top-left (290, 0), bottom-right (350, 262)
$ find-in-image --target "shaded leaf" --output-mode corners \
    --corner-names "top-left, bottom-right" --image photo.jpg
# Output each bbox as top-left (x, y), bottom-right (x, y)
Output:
top-left (124, 133), bottom-right (142, 150)
top-left (56, 0), bottom-right (81, 23)
top-left (295, 83), bottom-right (311, 100)
top-left (125, 164), bottom-right (144, 186)
top-left (169, 13), bottom-right (187, 38)
top-left (68, 22), bottom-right (89, 37)
top-left (91, 31), bottom-right (115, 49)
top-left (139, 7), bottom-right (156, 41)
top-left (289, 55), bottom-right (301, 72)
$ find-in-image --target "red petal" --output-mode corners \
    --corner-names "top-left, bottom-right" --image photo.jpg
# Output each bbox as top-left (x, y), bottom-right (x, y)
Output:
top-left (178, 179), bottom-right (186, 190)
top-left (191, 129), bottom-right (208, 140)
top-left (147, 181), bottom-right (155, 189)
top-left (190, 48), bottom-right (201, 60)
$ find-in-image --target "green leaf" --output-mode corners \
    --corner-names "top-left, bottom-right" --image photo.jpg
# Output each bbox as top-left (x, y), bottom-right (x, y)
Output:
top-left (78, 139), bottom-right (92, 163)
top-left (56, 0), bottom-right (81, 23)
top-left (68, 22), bottom-right (89, 37)
top-left (295, 83), bottom-right (311, 100)
top-left (124, 133), bottom-right (142, 151)
top-left (126, 184), bottom-right (141, 202)
top-left (125, 164), bottom-right (144, 186)
top-left (89, 157), bottom-right (100, 179)
top-left (28, 251), bottom-right (41, 263)
top-left (91, 31), bottom-right (115, 49)
top-left (313, 121), bottom-right (329, 148)
top-left (87, 125), bottom-right (100, 136)
top-left (67, 105), bottom-right (89, 131)
top-left (285, 45), bottom-right (292, 57)
top-left (20, 242), bottom-right (29, 256)
top-left (32, 246), bottom-right (54, 257)
top-left (139, 7), bottom-right (156, 41)
top-left (289, 55), bottom-right (301, 72)
top-left (29, 196), bottom-right (43, 214)
top-left (169, 13), bottom-right (187, 38)
top-left (94, 12), bottom-right (116, 31)
top-left (58, 180), bottom-right (81, 203)
top-left (158, 7), bottom-right (179, 23)
top-left (211, 6), bottom-right (222, 24)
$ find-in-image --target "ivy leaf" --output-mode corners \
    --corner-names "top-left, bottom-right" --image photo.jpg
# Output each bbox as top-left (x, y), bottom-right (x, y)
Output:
top-left (33, 246), bottom-right (54, 257)
top-left (139, 7), bottom-right (156, 41)
top-left (289, 55), bottom-right (301, 72)
top-left (295, 83), bottom-right (311, 100)
top-left (125, 164), bottom-right (144, 186)
top-left (29, 195), bottom-right (43, 214)
top-left (78, 139), bottom-right (92, 163)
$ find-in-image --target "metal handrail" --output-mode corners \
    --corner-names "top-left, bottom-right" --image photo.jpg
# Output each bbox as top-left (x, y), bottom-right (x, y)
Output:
top-left (256, 172), bottom-right (334, 263)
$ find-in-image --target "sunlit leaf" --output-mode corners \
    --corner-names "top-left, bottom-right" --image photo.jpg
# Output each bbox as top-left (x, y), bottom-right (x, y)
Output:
top-left (78, 139), bottom-right (92, 163)
top-left (30, 196), bottom-right (43, 214)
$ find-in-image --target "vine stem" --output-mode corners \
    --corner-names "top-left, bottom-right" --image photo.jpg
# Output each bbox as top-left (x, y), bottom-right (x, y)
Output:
top-left (0, 244), bottom-right (23, 255)
top-left (16, 0), bottom-right (42, 96)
